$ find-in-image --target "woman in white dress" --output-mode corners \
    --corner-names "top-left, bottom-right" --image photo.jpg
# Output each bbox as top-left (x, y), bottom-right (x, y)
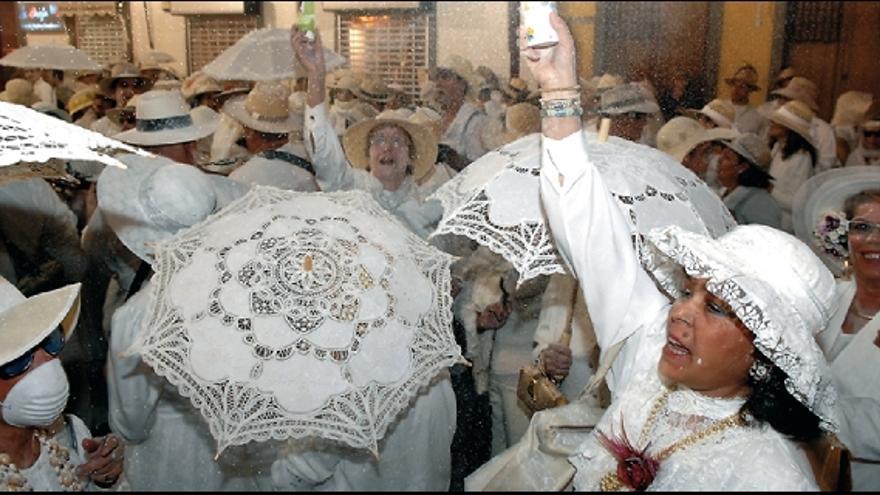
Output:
top-left (794, 167), bottom-right (880, 490)
top-left (0, 279), bottom-right (124, 491)
top-left (521, 14), bottom-right (839, 490)
top-left (767, 99), bottom-right (818, 233)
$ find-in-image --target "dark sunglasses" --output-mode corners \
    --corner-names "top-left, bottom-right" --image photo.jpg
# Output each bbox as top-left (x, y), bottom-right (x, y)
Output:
top-left (864, 130), bottom-right (880, 138)
top-left (0, 326), bottom-right (65, 380)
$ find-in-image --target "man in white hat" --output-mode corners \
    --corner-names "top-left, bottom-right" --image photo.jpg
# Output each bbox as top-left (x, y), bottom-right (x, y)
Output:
top-left (90, 63), bottom-right (151, 137)
top-left (181, 71), bottom-right (223, 112)
top-left (845, 107), bottom-right (880, 167)
top-left (114, 90), bottom-right (218, 165)
top-left (431, 55), bottom-right (490, 167)
top-left (716, 133), bottom-right (782, 228)
top-left (655, 116), bottom-right (739, 194)
top-left (723, 63), bottom-right (767, 136)
top-left (597, 82), bottom-right (661, 143)
top-left (223, 81), bottom-right (317, 191)
top-left (770, 76), bottom-right (841, 173)
top-left (327, 72), bottom-right (374, 136)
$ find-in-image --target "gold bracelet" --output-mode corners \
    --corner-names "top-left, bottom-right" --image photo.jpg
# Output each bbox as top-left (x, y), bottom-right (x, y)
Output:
top-left (541, 90), bottom-right (581, 100)
top-left (540, 84), bottom-right (581, 93)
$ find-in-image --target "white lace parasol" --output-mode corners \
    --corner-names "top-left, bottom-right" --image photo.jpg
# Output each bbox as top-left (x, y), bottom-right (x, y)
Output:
top-left (202, 27), bottom-right (346, 81)
top-left (0, 45), bottom-right (102, 72)
top-left (429, 132), bottom-right (737, 282)
top-left (0, 102), bottom-right (144, 176)
top-left (130, 187), bottom-right (462, 457)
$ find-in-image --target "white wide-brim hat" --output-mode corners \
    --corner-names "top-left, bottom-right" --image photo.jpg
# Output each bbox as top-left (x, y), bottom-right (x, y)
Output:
top-left (669, 127), bottom-right (739, 163)
top-left (643, 224), bottom-right (839, 432)
top-left (0, 279), bottom-right (81, 367)
top-left (115, 90), bottom-right (218, 146)
top-left (792, 166), bottom-right (880, 276)
top-left (769, 101), bottom-right (814, 145)
top-left (342, 113), bottom-right (438, 183)
top-left (97, 154), bottom-right (248, 263)
top-left (222, 95), bottom-right (303, 134)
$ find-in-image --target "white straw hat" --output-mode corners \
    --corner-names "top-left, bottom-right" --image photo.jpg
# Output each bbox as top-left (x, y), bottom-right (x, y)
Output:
top-left (644, 224), bottom-right (839, 432)
top-left (181, 71), bottom-right (223, 103)
top-left (342, 110), bottom-right (438, 182)
top-left (99, 62), bottom-right (150, 95)
top-left (599, 82), bottom-right (660, 115)
top-left (115, 90), bottom-right (218, 146)
top-left (222, 81), bottom-right (302, 134)
top-left (793, 166), bottom-right (880, 275)
top-left (97, 154), bottom-right (248, 263)
top-left (771, 77), bottom-right (820, 112)
top-left (719, 133), bottom-right (772, 170)
top-left (830, 90), bottom-right (873, 128)
top-left (690, 98), bottom-right (736, 128)
top-left (769, 99), bottom-right (815, 144)
top-left (0, 78), bottom-right (39, 106)
top-left (0, 278), bottom-right (81, 367)
top-left (658, 116), bottom-right (739, 163)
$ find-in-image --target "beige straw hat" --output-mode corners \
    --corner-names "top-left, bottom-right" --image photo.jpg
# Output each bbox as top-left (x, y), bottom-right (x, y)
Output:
top-left (0, 78), bottom-right (39, 106)
top-left (355, 77), bottom-right (391, 103)
top-left (769, 99), bottom-right (815, 144)
top-left (503, 102), bottom-right (541, 143)
top-left (658, 116), bottom-right (739, 163)
top-left (724, 63), bottom-right (761, 92)
top-left (688, 98), bottom-right (736, 128)
top-left (771, 76), bottom-right (820, 112)
top-left (223, 81), bottom-right (302, 134)
top-left (67, 87), bottom-right (98, 116)
top-left (99, 62), bottom-right (150, 95)
top-left (181, 71), bottom-right (222, 104)
top-left (342, 110), bottom-right (438, 182)
top-left (719, 133), bottom-right (772, 170)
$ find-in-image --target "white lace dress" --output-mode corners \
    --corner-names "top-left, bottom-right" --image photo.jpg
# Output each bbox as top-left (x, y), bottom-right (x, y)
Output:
top-left (539, 131), bottom-right (819, 491)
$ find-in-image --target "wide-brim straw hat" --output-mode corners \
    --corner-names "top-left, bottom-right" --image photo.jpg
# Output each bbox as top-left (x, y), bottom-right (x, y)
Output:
top-left (793, 166), bottom-right (880, 275)
top-left (830, 90), bottom-right (873, 128)
top-left (106, 94), bottom-right (139, 126)
top-left (100, 62), bottom-right (150, 95)
top-left (686, 98), bottom-right (735, 128)
top-left (223, 81), bottom-right (302, 134)
top-left (599, 82), bottom-right (660, 116)
top-left (503, 102), bottom-right (541, 143)
top-left (769, 100), bottom-right (815, 144)
top-left (355, 77), bottom-right (391, 103)
top-left (724, 63), bottom-right (761, 92)
top-left (657, 116), bottom-right (705, 157)
top-left (670, 126), bottom-right (738, 163)
top-left (97, 154), bottom-right (248, 263)
top-left (182, 71), bottom-right (223, 103)
top-left (67, 87), bottom-right (98, 116)
top-left (0, 277), bottom-right (81, 367)
top-left (0, 78), bottom-right (39, 106)
top-left (719, 132), bottom-right (772, 170)
top-left (643, 224), bottom-right (839, 432)
top-left (408, 106), bottom-right (442, 140)
top-left (771, 76), bottom-right (819, 112)
top-left (115, 90), bottom-right (217, 146)
top-left (342, 111), bottom-right (438, 183)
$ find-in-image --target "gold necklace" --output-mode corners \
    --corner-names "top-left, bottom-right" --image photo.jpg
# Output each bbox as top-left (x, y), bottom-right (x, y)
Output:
top-left (0, 431), bottom-right (84, 491)
top-left (599, 390), bottom-right (746, 491)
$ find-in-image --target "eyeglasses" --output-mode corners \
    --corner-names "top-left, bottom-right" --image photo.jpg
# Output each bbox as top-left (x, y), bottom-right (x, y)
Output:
top-left (0, 326), bottom-right (65, 380)
top-left (864, 131), bottom-right (880, 138)
top-left (369, 136), bottom-right (408, 149)
top-left (116, 79), bottom-right (145, 90)
top-left (847, 220), bottom-right (880, 237)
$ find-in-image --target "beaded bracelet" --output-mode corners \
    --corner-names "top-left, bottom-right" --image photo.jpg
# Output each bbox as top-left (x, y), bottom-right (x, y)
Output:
top-left (540, 97), bottom-right (583, 118)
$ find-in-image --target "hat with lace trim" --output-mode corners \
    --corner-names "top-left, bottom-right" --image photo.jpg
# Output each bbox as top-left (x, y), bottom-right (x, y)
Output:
top-left (792, 166), bottom-right (880, 276)
top-left (223, 80), bottom-right (302, 134)
top-left (643, 224), bottom-right (839, 432)
top-left (342, 109), bottom-right (438, 182)
top-left (97, 154), bottom-right (247, 264)
top-left (115, 90), bottom-right (217, 146)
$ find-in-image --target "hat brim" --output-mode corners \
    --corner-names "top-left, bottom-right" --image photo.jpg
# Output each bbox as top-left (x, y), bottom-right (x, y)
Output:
top-left (342, 118), bottom-right (438, 183)
top-left (222, 97), bottom-right (303, 134)
top-left (0, 283), bottom-right (81, 366)
top-left (724, 77), bottom-right (760, 92)
top-left (114, 120), bottom-right (217, 147)
top-left (97, 154), bottom-right (247, 263)
top-left (718, 139), bottom-right (767, 170)
top-left (768, 112), bottom-right (813, 145)
top-left (770, 88), bottom-right (819, 112)
top-left (668, 127), bottom-right (739, 163)
top-left (0, 91), bottom-right (40, 106)
top-left (644, 225), bottom-right (838, 432)
top-left (792, 166), bottom-right (880, 275)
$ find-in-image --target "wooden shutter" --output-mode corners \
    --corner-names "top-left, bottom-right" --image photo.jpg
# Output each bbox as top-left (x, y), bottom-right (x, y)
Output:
top-left (186, 15), bottom-right (262, 74)
top-left (787, 2), bottom-right (843, 43)
top-left (336, 12), bottom-right (434, 99)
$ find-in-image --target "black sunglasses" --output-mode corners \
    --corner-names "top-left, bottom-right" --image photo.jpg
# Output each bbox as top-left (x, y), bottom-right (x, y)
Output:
top-left (864, 130), bottom-right (880, 138)
top-left (0, 326), bottom-right (65, 380)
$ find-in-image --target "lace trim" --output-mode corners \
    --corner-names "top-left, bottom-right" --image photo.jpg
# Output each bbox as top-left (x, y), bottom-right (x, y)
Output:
top-left (429, 132), bottom-right (736, 283)
top-left (134, 188), bottom-right (463, 455)
top-left (666, 387), bottom-right (745, 421)
top-left (642, 231), bottom-right (839, 432)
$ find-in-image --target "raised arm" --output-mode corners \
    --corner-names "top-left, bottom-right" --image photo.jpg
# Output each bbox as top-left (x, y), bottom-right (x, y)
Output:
top-left (522, 14), bottom-right (666, 356)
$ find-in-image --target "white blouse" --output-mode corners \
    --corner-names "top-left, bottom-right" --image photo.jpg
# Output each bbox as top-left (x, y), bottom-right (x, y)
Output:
top-left (539, 131), bottom-right (819, 491)
top-left (768, 144), bottom-right (814, 233)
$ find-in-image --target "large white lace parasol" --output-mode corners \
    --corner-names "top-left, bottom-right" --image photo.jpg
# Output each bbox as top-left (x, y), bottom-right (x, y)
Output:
top-left (0, 102), bottom-right (142, 183)
top-left (130, 187), bottom-right (462, 456)
top-left (202, 27), bottom-right (346, 81)
top-left (0, 45), bottom-right (103, 72)
top-left (429, 132), bottom-right (737, 282)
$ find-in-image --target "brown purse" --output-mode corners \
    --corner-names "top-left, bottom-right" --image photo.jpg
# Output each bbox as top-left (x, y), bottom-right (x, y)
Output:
top-left (517, 284), bottom-right (578, 416)
top-left (803, 433), bottom-right (852, 491)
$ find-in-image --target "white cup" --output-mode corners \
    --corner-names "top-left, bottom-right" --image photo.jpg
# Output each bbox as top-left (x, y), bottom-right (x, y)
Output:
top-left (521, 1), bottom-right (559, 49)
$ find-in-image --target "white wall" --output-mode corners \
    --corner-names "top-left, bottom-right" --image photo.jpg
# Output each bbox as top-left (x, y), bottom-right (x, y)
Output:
top-left (437, 2), bottom-right (510, 80)
top-left (129, 1), bottom-right (187, 76)
top-left (25, 32), bottom-right (71, 46)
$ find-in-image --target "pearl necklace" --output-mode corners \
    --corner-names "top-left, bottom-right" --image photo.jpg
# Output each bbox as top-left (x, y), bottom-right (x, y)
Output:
top-left (0, 431), bottom-right (84, 491)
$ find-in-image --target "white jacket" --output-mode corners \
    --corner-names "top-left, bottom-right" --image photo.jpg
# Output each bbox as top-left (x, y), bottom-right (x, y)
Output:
top-left (768, 144), bottom-right (814, 233)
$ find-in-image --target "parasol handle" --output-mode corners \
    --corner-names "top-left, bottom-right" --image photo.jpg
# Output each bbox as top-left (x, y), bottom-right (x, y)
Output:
top-left (557, 282), bottom-right (579, 348)
top-left (597, 118), bottom-right (611, 143)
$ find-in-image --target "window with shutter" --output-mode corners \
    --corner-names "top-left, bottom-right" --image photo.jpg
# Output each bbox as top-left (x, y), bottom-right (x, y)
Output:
top-left (186, 15), bottom-right (262, 74)
top-left (74, 14), bottom-right (129, 66)
top-left (336, 11), bottom-right (435, 100)
top-left (786, 1), bottom-right (843, 43)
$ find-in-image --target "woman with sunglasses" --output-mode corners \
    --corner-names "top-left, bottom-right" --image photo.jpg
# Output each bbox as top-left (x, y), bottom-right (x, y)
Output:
top-left (516, 13), bottom-right (839, 490)
top-left (0, 279), bottom-right (125, 490)
top-left (795, 167), bottom-right (880, 490)
top-left (844, 116), bottom-right (880, 167)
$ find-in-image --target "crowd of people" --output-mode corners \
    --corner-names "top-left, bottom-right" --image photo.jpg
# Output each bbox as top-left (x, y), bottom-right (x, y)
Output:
top-left (0, 13), bottom-right (878, 491)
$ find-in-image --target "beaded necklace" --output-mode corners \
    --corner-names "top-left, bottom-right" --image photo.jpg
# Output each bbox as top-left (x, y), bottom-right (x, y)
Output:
top-left (0, 430), bottom-right (84, 491)
top-left (598, 390), bottom-right (746, 491)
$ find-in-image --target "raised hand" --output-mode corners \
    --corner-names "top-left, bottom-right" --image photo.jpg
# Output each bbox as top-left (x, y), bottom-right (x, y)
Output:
top-left (518, 12), bottom-right (577, 91)
top-left (290, 26), bottom-right (326, 80)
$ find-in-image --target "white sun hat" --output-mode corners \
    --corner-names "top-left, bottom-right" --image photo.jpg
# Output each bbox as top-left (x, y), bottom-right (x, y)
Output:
top-left (830, 90), bottom-right (873, 128)
top-left (643, 224), bottom-right (839, 432)
top-left (657, 116), bottom-right (739, 163)
top-left (222, 81), bottom-right (303, 134)
top-left (768, 99), bottom-right (815, 144)
top-left (792, 166), bottom-right (880, 276)
top-left (97, 154), bottom-right (248, 263)
top-left (0, 277), bottom-right (81, 367)
top-left (599, 82), bottom-right (660, 116)
top-left (690, 98), bottom-right (736, 128)
top-left (771, 76), bottom-right (820, 112)
top-left (114, 90), bottom-right (218, 146)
